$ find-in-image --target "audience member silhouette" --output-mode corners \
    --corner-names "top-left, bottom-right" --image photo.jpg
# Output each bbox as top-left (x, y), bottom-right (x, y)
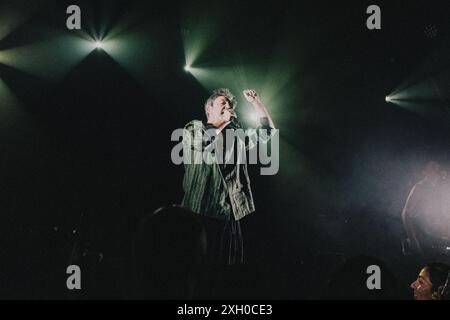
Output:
top-left (132, 205), bottom-right (207, 299)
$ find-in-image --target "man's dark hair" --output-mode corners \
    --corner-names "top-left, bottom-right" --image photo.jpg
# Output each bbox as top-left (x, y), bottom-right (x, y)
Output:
top-left (425, 262), bottom-right (450, 296)
top-left (204, 88), bottom-right (237, 118)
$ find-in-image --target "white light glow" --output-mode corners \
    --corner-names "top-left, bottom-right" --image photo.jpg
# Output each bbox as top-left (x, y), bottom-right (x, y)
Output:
top-left (95, 41), bottom-right (104, 49)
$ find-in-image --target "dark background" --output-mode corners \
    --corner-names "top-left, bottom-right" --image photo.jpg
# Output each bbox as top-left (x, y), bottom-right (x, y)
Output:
top-left (0, 0), bottom-right (449, 298)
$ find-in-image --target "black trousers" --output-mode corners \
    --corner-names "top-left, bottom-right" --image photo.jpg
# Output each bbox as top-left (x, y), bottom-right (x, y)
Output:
top-left (194, 215), bottom-right (244, 299)
top-left (202, 215), bottom-right (244, 266)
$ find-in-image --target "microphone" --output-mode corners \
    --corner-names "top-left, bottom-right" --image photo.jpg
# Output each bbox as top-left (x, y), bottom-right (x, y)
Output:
top-left (229, 111), bottom-right (242, 129)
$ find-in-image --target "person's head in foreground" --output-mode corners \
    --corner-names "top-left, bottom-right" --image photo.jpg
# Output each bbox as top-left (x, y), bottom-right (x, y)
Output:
top-left (133, 205), bottom-right (207, 299)
top-left (411, 262), bottom-right (450, 300)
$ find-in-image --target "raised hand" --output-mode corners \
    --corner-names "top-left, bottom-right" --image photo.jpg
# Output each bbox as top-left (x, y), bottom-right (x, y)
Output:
top-left (243, 89), bottom-right (260, 104)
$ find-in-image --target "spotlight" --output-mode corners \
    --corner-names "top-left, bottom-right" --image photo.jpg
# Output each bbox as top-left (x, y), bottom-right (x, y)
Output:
top-left (95, 41), bottom-right (104, 50)
top-left (385, 96), bottom-right (391, 102)
top-left (184, 65), bottom-right (192, 72)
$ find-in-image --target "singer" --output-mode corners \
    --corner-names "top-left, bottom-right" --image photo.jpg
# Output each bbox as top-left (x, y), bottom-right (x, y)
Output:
top-left (181, 88), bottom-right (275, 266)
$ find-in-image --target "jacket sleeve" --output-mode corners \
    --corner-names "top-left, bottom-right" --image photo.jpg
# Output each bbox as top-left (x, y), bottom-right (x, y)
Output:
top-left (245, 117), bottom-right (276, 151)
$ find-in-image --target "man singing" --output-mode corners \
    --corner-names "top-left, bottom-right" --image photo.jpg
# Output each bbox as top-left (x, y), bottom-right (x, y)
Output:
top-left (181, 88), bottom-right (275, 265)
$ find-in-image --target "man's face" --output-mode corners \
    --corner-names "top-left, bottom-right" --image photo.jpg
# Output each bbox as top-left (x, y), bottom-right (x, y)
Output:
top-left (411, 268), bottom-right (434, 300)
top-left (206, 96), bottom-right (234, 126)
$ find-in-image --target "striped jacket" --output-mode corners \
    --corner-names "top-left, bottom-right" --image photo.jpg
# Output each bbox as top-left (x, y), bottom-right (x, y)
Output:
top-left (181, 118), bottom-right (272, 221)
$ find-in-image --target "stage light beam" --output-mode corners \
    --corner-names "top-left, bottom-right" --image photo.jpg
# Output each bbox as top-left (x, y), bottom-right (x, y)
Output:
top-left (184, 65), bottom-right (192, 72)
top-left (95, 41), bottom-right (104, 50)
